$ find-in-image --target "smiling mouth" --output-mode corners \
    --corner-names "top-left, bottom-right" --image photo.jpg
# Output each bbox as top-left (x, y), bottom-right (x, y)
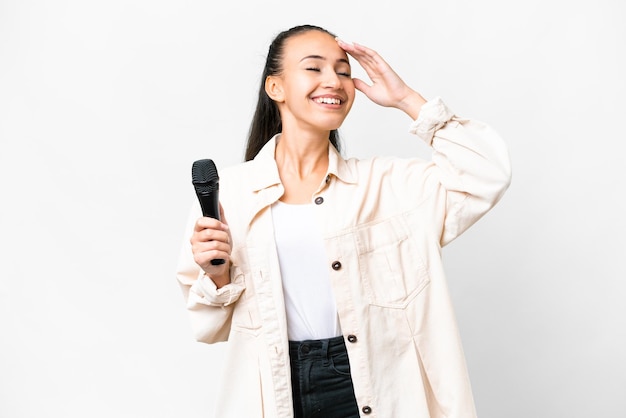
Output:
top-left (313, 97), bottom-right (342, 105)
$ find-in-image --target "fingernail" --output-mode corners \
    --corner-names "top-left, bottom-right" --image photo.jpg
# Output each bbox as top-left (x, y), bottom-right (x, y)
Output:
top-left (335, 37), bottom-right (353, 46)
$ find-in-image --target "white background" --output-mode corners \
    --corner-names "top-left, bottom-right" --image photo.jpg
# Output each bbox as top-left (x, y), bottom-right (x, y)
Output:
top-left (1, 0), bottom-right (625, 417)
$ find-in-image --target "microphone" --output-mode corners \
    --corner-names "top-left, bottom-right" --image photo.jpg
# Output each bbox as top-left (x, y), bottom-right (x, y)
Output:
top-left (191, 159), bottom-right (225, 265)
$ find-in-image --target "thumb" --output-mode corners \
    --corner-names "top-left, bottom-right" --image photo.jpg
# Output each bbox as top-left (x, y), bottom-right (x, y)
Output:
top-left (218, 203), bottom-right (229, 227)
top-left (352, 77), bottom-right (370, 95)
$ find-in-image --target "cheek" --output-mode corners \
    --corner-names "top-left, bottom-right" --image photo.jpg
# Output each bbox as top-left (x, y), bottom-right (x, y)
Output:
top-left (345, 78), bottom-right (355, 91)
top-left (345, 86), bottom-right (356, 110)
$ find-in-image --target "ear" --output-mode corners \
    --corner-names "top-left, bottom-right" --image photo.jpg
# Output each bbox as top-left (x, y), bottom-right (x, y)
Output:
top-left (265, 75), bottom-right (285, 102)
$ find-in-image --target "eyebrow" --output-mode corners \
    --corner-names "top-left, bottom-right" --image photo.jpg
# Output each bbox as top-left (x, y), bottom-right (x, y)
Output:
top-left (300, 55), bottom-right (350, 65)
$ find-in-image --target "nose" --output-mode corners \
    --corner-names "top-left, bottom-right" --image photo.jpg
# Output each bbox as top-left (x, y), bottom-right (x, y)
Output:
top-left (322, 72), bottom-right (342, 89)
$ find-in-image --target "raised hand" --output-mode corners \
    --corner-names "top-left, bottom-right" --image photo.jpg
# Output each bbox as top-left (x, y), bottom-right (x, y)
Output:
top-left (336, 38), bottom-right (427, 120)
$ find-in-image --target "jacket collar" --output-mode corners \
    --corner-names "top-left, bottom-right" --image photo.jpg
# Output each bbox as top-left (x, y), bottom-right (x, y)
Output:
top-left (244, 134), bottom-right (357, 231)
top-left (249, 134), bottom-right (357, 193)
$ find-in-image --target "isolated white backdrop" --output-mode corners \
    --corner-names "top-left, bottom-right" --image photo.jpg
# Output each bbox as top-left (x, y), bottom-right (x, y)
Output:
top-left (1, 0), bottom-right (625, 417)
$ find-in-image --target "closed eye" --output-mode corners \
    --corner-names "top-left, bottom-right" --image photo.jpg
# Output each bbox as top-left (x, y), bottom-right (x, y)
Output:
top-left (306, 67), bottom-right (321, 72)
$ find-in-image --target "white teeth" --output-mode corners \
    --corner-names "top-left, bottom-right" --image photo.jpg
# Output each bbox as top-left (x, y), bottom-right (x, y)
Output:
top-left (315, 97), bottom-right (341, 105)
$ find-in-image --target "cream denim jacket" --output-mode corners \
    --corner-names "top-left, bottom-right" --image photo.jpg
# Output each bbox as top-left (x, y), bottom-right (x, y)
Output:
top-left (176, 97), bottom-right (512, 418)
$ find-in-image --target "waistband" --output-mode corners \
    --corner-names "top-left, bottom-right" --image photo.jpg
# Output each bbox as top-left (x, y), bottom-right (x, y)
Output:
top-left (289, 335), bottom-right (346, 360)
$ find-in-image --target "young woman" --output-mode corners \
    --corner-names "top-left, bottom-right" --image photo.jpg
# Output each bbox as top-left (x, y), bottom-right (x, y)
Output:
top-left (177, 24), bottom-right (511, 418)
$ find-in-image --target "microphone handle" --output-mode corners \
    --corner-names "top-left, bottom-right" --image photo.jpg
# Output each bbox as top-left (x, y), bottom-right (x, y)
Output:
top-left (196, 189), bottom-right (226, 266)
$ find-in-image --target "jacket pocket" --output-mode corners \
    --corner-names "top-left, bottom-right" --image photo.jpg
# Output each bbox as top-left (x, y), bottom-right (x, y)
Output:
top-left (230, 265), bottom-right (262, 335)
top-left (355, 212), bottom-right (430, 309)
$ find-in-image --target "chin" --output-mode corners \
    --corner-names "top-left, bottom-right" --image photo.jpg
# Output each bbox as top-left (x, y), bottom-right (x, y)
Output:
top-left (320, 117), bottom-right (348, 131)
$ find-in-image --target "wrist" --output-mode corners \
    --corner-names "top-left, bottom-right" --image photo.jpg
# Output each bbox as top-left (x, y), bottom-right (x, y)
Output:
top-left (205, 268), bottom-right (231, 289)
top-left (398, 89), bottom-right (427, 120)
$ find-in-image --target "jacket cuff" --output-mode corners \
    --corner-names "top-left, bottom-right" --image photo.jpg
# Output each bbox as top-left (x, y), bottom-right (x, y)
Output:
top-left (408, 96), bottom-right (455, 145)
top-left (189, 273), bottom-right (245, 307)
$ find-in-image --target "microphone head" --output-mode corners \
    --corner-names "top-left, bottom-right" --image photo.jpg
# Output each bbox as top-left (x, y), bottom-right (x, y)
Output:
top-left (192, 159), bottom-right (219, 191)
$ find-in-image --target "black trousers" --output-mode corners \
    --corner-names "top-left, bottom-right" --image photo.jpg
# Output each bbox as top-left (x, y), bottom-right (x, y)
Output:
top-left (289, 336), bottom-right (360, 418)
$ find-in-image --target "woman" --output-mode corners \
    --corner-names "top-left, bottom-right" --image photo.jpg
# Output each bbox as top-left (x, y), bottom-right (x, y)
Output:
top-left (177, 24), bottom-right (511, 418)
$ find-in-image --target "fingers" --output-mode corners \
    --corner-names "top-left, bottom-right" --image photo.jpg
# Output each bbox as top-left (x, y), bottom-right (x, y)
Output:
top-left (337, 37), bottom-right (416, 109)
top-left (192, 240), bottom-right (230, 270)
top-left (194, 214), bottom-right (227, 230)
top-left (351, 77), bottom-right (372, 95)
top-left (191, 216), bottom-right (232, 271)
top-left (193, 224), bottom-right (230, 246)
top-left (336, 38), bottom-right (388, 77)
top-left (219, 203), bottom-right (227, 225)
top-left (350, 43), bottom-right (383, 70)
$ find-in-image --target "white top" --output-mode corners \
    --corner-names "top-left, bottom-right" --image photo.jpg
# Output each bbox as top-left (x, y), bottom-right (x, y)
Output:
top-left (271, 200), bottom-right (341, 341)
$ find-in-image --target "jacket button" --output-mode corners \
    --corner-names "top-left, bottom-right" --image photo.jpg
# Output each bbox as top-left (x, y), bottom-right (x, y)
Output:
top-left (325, 175), bottom-right (330, 183)
top-left (332, 261), bottom-right (342, 270)
top-left (362, 406), bottom-right (372, 414)
top-left (347, 334), bottom-right (357, 343)
top-left (314, 196), bottom-right (324, 205)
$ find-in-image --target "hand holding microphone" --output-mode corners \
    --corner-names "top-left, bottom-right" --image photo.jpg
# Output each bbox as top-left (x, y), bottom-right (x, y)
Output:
top-left (190, 159), bottom-right (231, 286)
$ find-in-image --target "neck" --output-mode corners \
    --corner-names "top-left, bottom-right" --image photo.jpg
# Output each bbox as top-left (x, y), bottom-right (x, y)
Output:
top-left (275, 132), bottom-right (329, 180)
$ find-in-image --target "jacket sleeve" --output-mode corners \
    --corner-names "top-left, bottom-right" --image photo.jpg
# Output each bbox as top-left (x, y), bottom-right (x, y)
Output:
top-left (175, 202), bottom-right (245, 343)
top-left (408, 97), bottom-right (512, 246)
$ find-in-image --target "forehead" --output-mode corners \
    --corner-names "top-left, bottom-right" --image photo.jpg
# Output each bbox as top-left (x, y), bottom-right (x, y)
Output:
top-left (282, 30), bottom-right (349, 63)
